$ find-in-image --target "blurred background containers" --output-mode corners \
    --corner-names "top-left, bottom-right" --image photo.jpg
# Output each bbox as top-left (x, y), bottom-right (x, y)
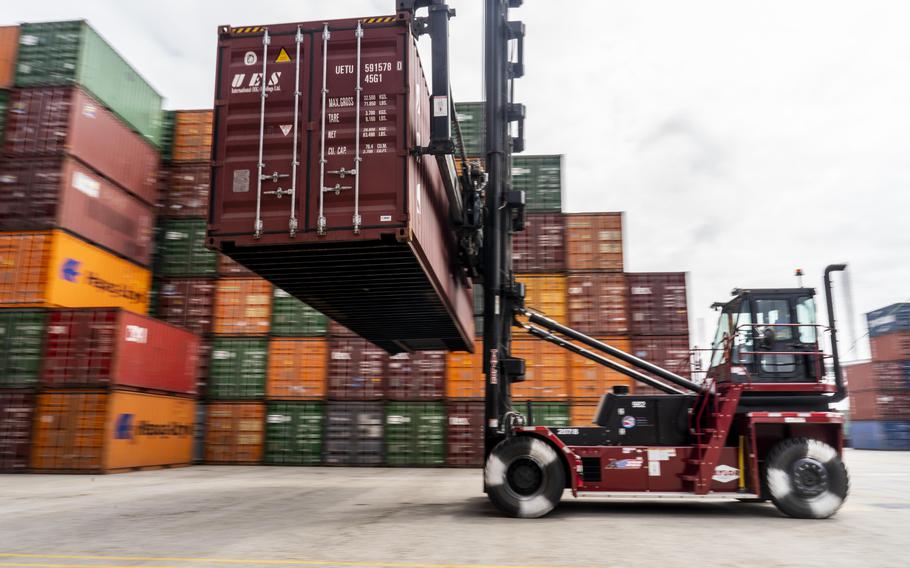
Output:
top-left (512, 155), bottom-right (563, 212)
top-left (212, 278), bottom-right (271, 336)
top-left (0, 26), bottom-right (19, 89)
top-left (0, 392), bottom-right (35, 471)
top-left (513, 213), bottom-right (565, 274)
top-left (323, 402), bottom-right (384, 466)
top-left (385, 402), bottom-right (445, 466)
top-left (171, 110), bottom-right (212, 162)
top-left (0, 309), bottom-right (47, 389)
top-left (565, 213), bottom-right (623, 272)
top-left (327, 338), bottom-right (386, 401)
top-left (204, 402), bottom-right (263, 464)
top-left (270, 289), bottom-right (327, 336)
top-left (627, 272), bottom-right (689, 336)
top-left (567, 273), bottom-right (629, 335)
top-left (445, 401), bottom-right (483, 467)
top-left (153, 278), bottom-right (216, 336)
top-left (264, 401), bottom-right (323, 465)
top-left (157, 163), bottom-right (209, 218)
top-left (208, 338), bottom-right (267, 399)
top-left (267, 338), bottom-right (327, 400)
top-left (155, 219), bottom-right (217, 277)
top-left (386, 351), bottom-right (445, 401)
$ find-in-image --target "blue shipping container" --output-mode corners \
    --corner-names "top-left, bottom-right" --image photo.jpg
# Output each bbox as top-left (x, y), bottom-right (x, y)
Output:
top-left (866, 303), bottom-right (910, 338)
top-left (850, 420), bottom-right (910, 450)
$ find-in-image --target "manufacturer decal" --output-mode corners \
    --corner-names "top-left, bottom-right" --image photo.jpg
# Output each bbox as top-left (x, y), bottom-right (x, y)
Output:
top-left (555, 428), bottom-right (579, 435)
top-left (230, 72), bottom-right (283, 94)
top-left (631, 400), bottom-right (646, 408)
top-left (380, 215), bottom-right (392, 222)
top-left (630, 286), bottom-right (652, 295)
top-left (449, 417), bottom-right (470, 426)
top-left (712, 464), bottom-right (740, 483)
top-left (60, 258), bottom-right (81, 283)
top-left (244, 51), bottom-right (258, 66)
top-left (114, 413), bottom-right (134, 439)
top-left (648, 461), bottom-right (661, 476)
top-left (387, 415), bottom-right (410, 425)
top-left (275, 47), bottom-right (291, 63)
top-left (606, 458), bottom-right (643, 470)
top-left (72, 171), bottom-right (100, 198)
top-left (267, 414), bottom-right (291, 424)
top-left (82, 103), bottom-right (97, 119)
top-left (279, 124), bottom-right (292, 136)
top-left (621, 416), bottom-right (637, 429)
top-left (331, 351), bottom-right (352, 360)
top-left (19, 34), bottom-right (39, 46)
top-left (114, 413), bottom-right (192, 440)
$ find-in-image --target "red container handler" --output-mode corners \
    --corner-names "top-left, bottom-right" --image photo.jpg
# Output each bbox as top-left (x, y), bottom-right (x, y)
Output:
top-left (386, 350), bottom-right (445, 401)
top-left (446, 401), bottom-right (484, 467)
top-left (512, 213), bottom-right (565, 273)
top-left (0, 155), bottom-right (154, 265)
top-left (207, 16), bottom-right (474, 353)
top-left (327, 336), bottom-right (386, 400)
top-left (627, 272), bottom-right (689, 336)
top-left (3, 87), bottom-right (159, 206)
top-left (41, 308), bottom-right (199, 395)
top-left (0, 392), bottom-right (36, 472)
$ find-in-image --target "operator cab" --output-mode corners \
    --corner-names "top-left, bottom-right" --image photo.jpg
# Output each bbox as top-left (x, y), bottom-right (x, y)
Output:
top-left (707, 288), bottom-right (822, 384)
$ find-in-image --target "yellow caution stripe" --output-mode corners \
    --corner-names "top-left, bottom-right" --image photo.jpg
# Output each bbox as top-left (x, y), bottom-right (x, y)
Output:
top-left (362, 16), bottom-right (397, 24)
top-left (230, 26), bottom-right (266, 34)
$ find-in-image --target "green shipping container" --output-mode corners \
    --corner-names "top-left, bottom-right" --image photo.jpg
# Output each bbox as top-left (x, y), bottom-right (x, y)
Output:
top-left (15, 20), bottom-right (163, 146)
top-left (209, 338), bottom-right (268, 399)
top-left (518, 402), bottom-right (571, 428)
top-left (0, 310), bottom-right (47, 388)
top-left (271, 289), bottom-right (328, 336)
top-left (512, 155), bottom-right (563, 212)
top-left (385, 402), bottom-right (446, 466)
top-left (158, 110), bottom-right (176, 163)
top-left (453, 101), bottom-right (484, 156)
top-left (156, 219), bottom-right (218, 277)
top-left (265, 401), bottom-right (324, 465)
top-left (0, 91), bottom-right (7, 143)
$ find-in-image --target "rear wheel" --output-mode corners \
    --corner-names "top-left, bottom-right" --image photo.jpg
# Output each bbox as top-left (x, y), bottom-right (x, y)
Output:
top-left (485, 436), bottom-right (565, 518)
top-left (765, 437), bottom-right (849, 519)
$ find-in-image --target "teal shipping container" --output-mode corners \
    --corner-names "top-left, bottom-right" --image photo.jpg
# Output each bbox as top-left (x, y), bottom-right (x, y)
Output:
top-left (385, 402), bottom-right (446, 466)
top-left (155, 219), bottom-right (218, 277)
top-left (453, 101), bottom-right (484, 156)
top-left (265, 401), bottom-right (324, 465)
top-left (209, 338), bottom-right (268, 399)
top-left (512, 155), bottom-right (563, 212)
top-left (15, 20), bottom-right (163, 146)
top-left (271, 289), bottom-right (328, 337)
top-left (0, 310), bottom-right (47, 388)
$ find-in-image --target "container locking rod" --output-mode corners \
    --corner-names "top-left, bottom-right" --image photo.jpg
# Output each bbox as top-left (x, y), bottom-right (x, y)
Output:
top-left (289, 25), bottom-right (303, 237)
top-left (352, 21), bottom-right (364, 234)
top-left (254, 29), bottom-right (271, 239)
top-left (317, 23), bottom-right (331, 236)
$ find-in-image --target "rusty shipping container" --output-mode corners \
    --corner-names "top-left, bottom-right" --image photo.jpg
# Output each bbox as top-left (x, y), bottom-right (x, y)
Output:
top-left (0, 155), bottom-right (154, 264)
top-left (172, 110), bottom-right (213, 162)
top-left (512, 213), bottom-right (565, 273)
top-left (40, 308), bottom-right (199, 394)
top-left (153, 278), bottom-right (216, 336)
top-left (0, 392), bottom-right (35, 472)
top-left (213, 277), bottom-right (272, 335)
top-left (386, 350), bottom-right (446, 401)
top-left (851, 390), bottom-right (910, 422)
top-left (267, 338), bottom-right (328, 399)
top-left (31, 390), bottom-right (194, 472)
top-left (446, 401), bottom-right (484, 467)
top-left (0, 26), bottom-right (20, 89)
top-left (158, 162), bottom-right (210, 218)
top-left (565, 213), bottom-right (623, 272)
top-left (208, 17), bottom-right (474, 353)
top-left (445, 348), bottom-right (484, 400)
top-left (567, 273), bottom-right (629, 335)
top-left (870, 331), bottom-right (910, 362)
top-left (570, 336), bottom-right (634, 400)
top-left (327, 337), bottom-right (386, 401)
top-left (0, 230), bottom-right (150, 314)
top-left (3, 87), bottom-right (159, 205)
top-left (627, 272), bottom-right (689, 336)
top-left (205, 402), bottom-right (264, 464)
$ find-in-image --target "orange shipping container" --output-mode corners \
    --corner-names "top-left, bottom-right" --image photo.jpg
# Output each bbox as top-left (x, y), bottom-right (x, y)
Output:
top-left (205, 402), bottom-right (264, 464)
top-left (511, 337), bottom-right (570, 400)
top-left (571, 402), bottom-right (600, 426)
top-left (31, 390), bottom-right (194, 472)
top-left (0, 230), bottom-right (150, 314)
top-left (517, 274), bottom-right (567, 320)
top-left (565, 212), bottom-right (624, 272)
top-left (267, 338), bottom-right (328, 399)
top-left (446, 348), bottom-right (484, 399)
top-left (569, 336), bottom-right (634, 400)
top-left (172, 110), bottom-right (213, 162)
top-left (0, 26), bottom-right (18, 89)
top-left (213, 278), bottom-right (272, 335)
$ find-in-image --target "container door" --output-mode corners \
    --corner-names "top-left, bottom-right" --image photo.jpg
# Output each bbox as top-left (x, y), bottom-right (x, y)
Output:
top-left (307, 23), bottom-right (407, 236)
top-left (212, 27), bottom-right (311, 238)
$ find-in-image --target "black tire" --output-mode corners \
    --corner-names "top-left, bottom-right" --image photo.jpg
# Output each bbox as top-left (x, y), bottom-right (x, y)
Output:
top-left (765, 437), bottom-right (849, 519)
top-left (484, 436), bottom-right (565, 518)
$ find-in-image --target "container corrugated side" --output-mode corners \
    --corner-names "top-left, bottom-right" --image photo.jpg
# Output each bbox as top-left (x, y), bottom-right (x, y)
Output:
top-left (516, 401), bottom-right (571, 427)
top-left (866, 303), bottom-right (910, 338)
top-left (0, 230), bottom-right (150, 314)
top-left (172, 110), bottom-right (213, 162)
top-left (570, 402), bottom-right (599, 426)
top-left (513, 213), bottom-right (565, 273)
top-left (567, 273), bottom-right (629, 335)
top-left (517, 274), bottom-right (567, 321)
top-left (327, 337), bottom-right (386, 401)
top-left (271, 288), bottom-right (327, 336)
top-left (630, 335), bottom-right (692, 393)
top-left (850, 390), bottom-right (910, 422)
top-left (15, 21), bottom-right (163, 146)
top-left (512, 155), bottom-right (563, 212)
top-left (386, 350), bottom-right (445, 401)
top-left (158, 162), bottom-right (209, 218)
top-left (323, 401), bottom-right (384, 466)
top-left (208, 338), bottom-right (268, 399)
top-left (570, 336), bottom-right (633, 400)
top-left (264, 401), bottom-right (324, 465)
top-left (267, 338), bottom-right (327, 399)
top-left (213, 277), bottom-right (272, 336)
top-left (0, 392), bottom-right (35, 472)
top-left (0, 90), bottom-right (8, 143)
top-left (870, 332), bottom-right (910, 362)
top-left (445, 349), bottom-right (484, 399)
top-left (446, 401), bottom-right (483, 467)
top-left (0, 309), bottom-right (47, 388)
top-left (511, 337), bottom-right (570, 400)
top-left (565, 213), bottom-right (623, 272)
top-left (156, 219), bottom-right (218, 277)
top-left (152, 277), bottom-right (216, 336)
top-left (204, 402), bottom-right (264, 464)
top-left (452, 102), bottom-right (484, 156)
top-left (627, 272), bottom-right (689, 336)
top-left (384, 402), bottom-right (445, 466)
top-left (850, 420), bottom-right (910, 450)
top-left (0, 26), bottom-right (19, 89)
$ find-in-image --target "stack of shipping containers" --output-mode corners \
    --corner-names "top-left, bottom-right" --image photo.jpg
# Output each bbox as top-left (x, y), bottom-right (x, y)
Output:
top-left (0, 20), bottom-right (199, 472)
top-left (847, 303), bottom-right (910, 450)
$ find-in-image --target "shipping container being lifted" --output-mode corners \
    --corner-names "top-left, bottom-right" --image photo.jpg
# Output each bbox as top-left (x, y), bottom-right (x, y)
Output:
top-left (207, 14), bottom-right (474, 353)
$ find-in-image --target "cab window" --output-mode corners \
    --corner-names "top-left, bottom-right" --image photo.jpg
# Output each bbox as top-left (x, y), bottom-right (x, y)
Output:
top-left (796, 296), bottom-right (817, 343)
top-left (754, 299), bottom-right (792, 340)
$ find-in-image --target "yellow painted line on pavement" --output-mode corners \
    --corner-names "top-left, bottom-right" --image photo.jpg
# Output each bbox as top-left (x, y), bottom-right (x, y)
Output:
top-left (0, 555), bottom-right (597, 568)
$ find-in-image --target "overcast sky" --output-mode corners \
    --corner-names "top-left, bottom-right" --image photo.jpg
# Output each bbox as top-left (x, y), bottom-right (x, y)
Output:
top-left (7, 1), bottom-right (909, 359)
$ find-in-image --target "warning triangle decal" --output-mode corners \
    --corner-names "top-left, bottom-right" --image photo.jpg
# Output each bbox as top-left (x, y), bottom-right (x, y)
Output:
top-left (280, 125), bottom-right (292, 136)
top-left (275, 48), bottom-right (291, 63)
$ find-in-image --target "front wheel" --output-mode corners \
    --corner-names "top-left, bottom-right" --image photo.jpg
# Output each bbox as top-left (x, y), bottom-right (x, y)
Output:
top-left (765, 437), bottom-right (849, 519)
top-left (484, 436), bottom-right (565, 518)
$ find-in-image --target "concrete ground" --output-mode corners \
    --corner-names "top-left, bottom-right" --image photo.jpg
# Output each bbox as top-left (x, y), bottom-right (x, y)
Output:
top-left (0, 449), bottom-right (907, 568)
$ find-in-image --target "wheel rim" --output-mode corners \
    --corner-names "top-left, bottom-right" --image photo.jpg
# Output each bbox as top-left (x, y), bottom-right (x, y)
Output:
top-left (792, 457), bottom-right (829, 497)
top-left (506, 457), bottom-right (544, 497)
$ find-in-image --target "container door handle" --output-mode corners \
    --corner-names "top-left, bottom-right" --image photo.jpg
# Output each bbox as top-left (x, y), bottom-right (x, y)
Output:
top-left (317, 23), bottom-right (331, 236)
top-left (254, 29), bottom-right (270, 239)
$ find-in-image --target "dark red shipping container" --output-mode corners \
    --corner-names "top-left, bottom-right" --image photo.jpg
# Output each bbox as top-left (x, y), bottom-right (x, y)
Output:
top-left (0, 392), bottom-right (35, 472)
top-left (328, 321), bottom-right (358, 338)
top-left (41, 308), bottom-right (199, 395)
top-left (513, 213), bottom-right (565, 273)
top-left (870, 331), bottom-right (910, 362)
top-left (851, 390), bottom-right (910, 421)
top-left (3, 87), bottom-right (159, 205)
top-left (386, 350), bottom-right (445, 401)
top-left (846, 361), bottom-right (910, 392)
top-left (627, 272), bottom-right (689, 336)
top-left (208, 17), bottom-right (473, 353)
top-left (327, 337), bottom-right (386, 400)
top-left (217, 253), bottom-right (255, 277)
top-left (446, 401), bottom-right (484, 467)
top-left (158, 162), bottom-right (210, 218)
top-left (153, 278), bottom-right (217, 336)
top-left (630, 335), bottom-right (692, 395)
top-left (567, 273), bottom-right (629, 335)
top-left (0, 155), bottom-right (154, 264)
